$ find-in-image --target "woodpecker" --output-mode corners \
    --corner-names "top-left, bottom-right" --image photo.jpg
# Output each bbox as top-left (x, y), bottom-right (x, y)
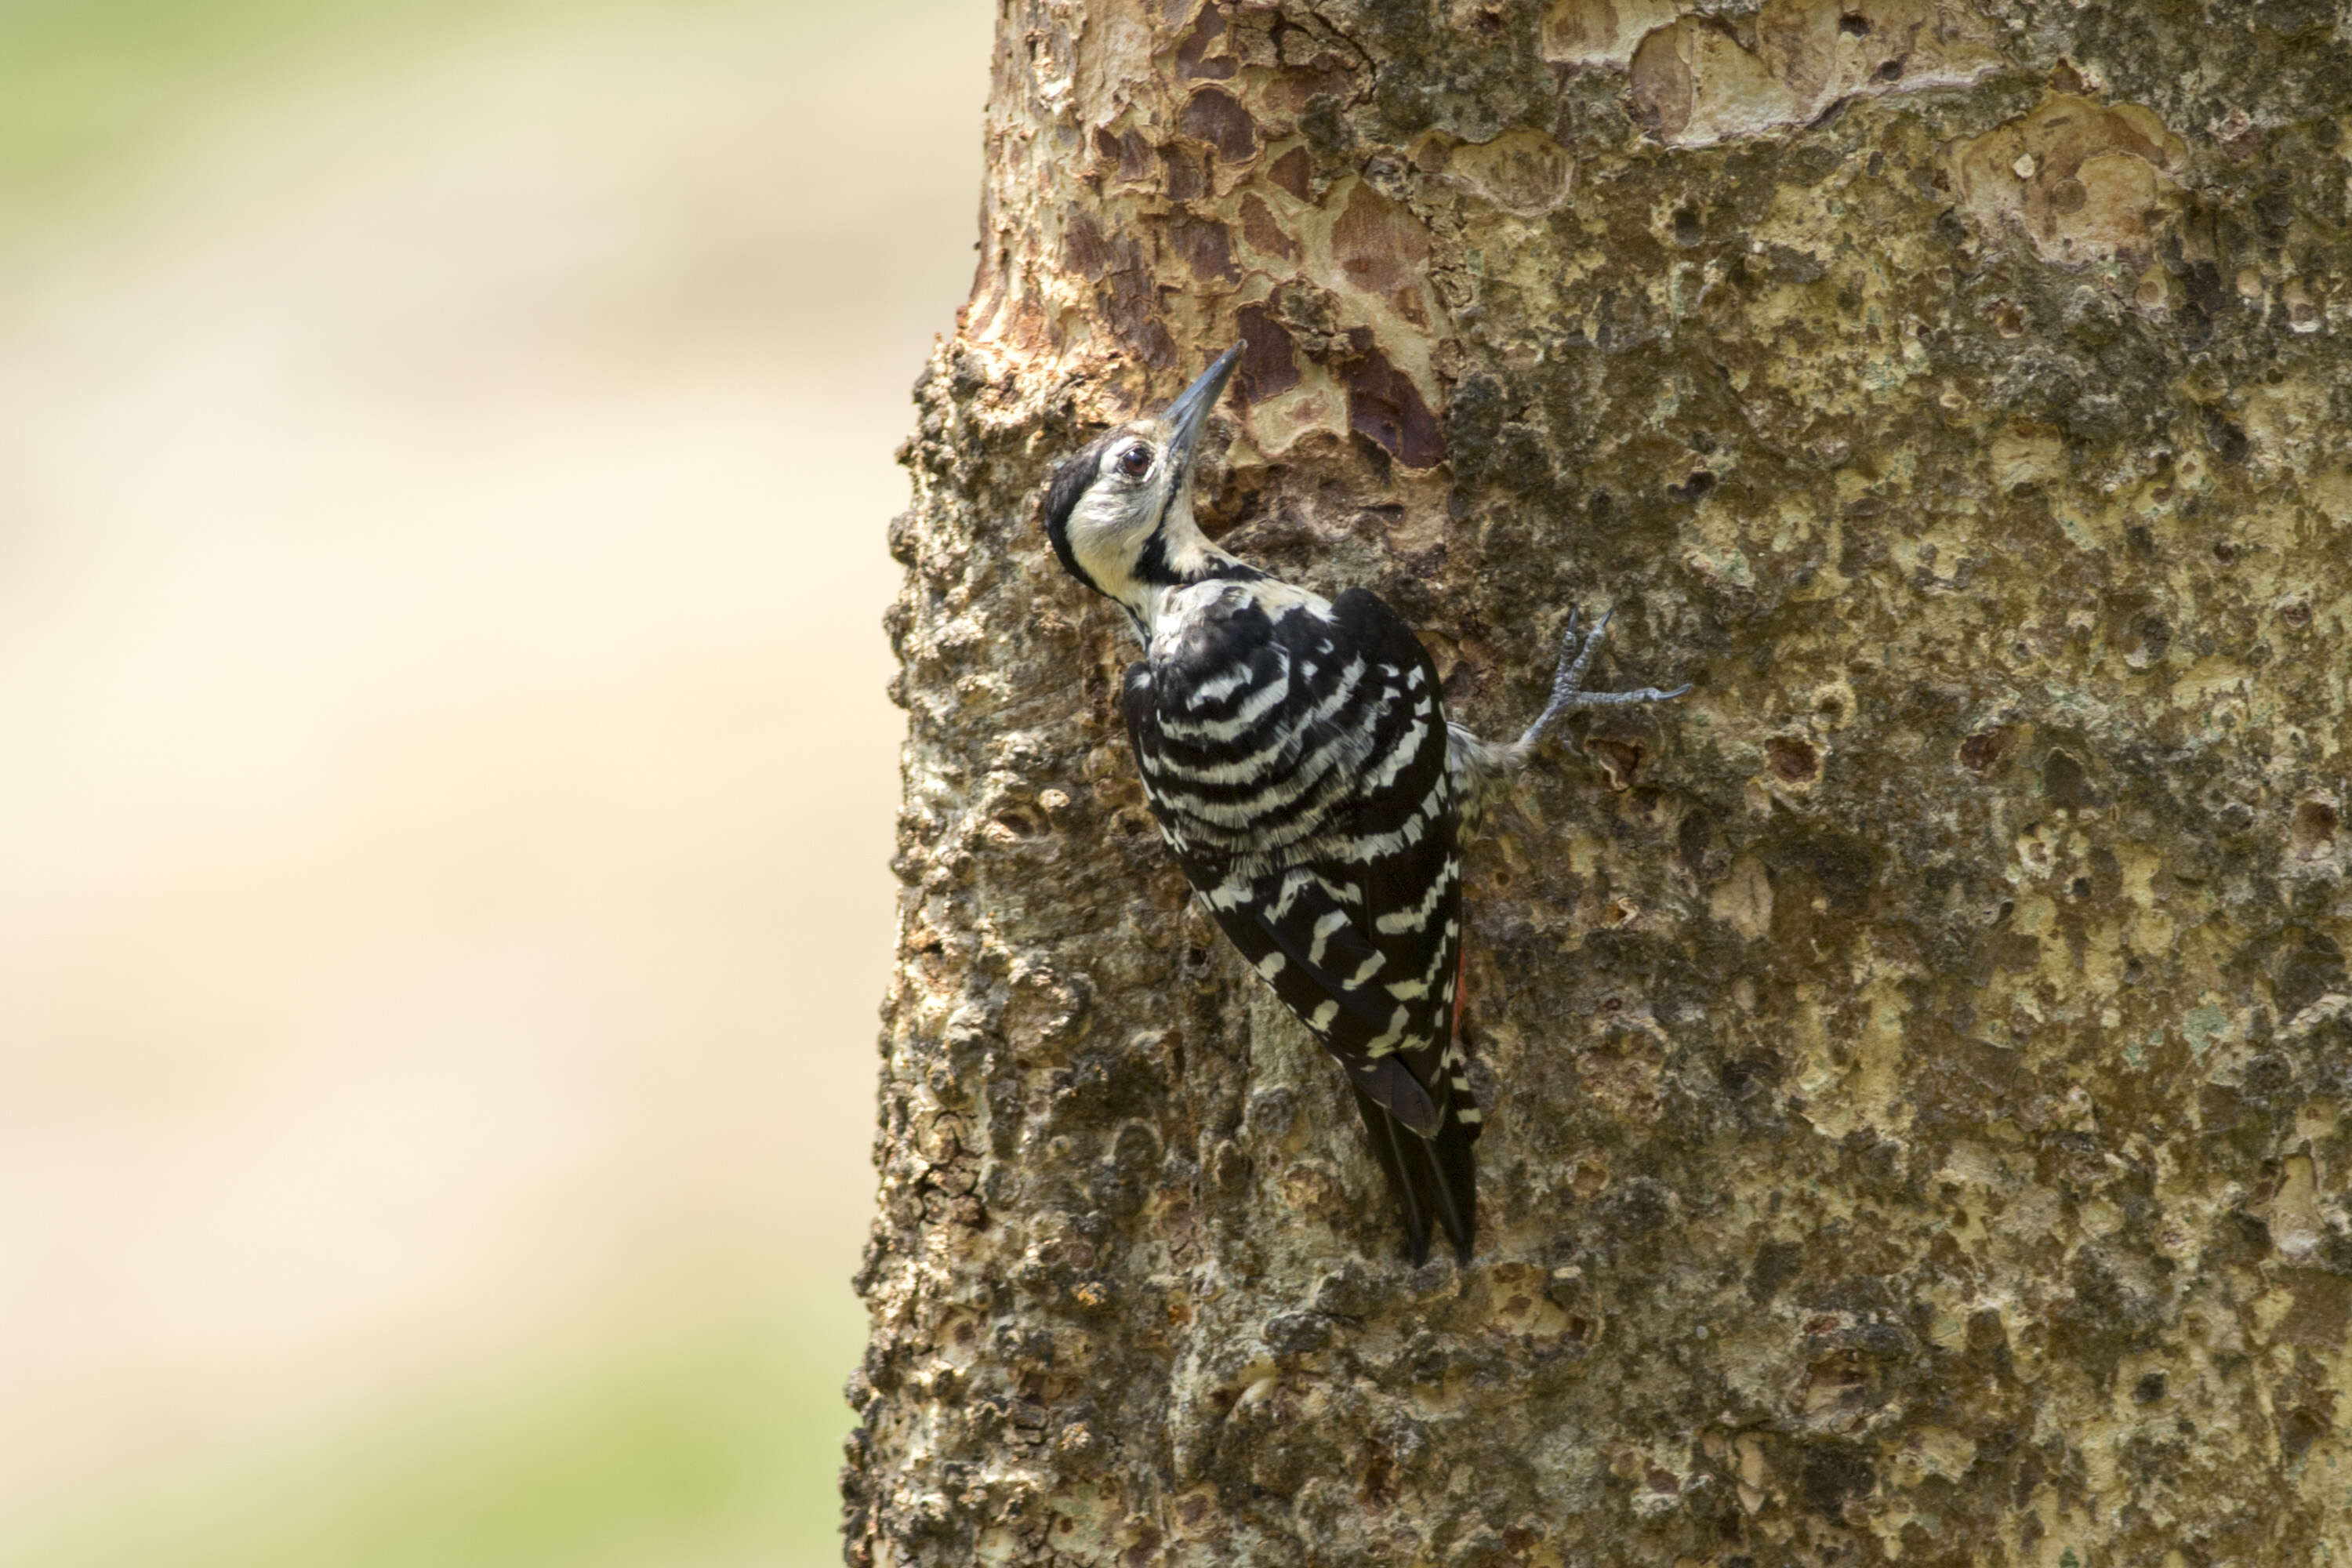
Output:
top-left (1040, 343), bottom-right (1687, 1265)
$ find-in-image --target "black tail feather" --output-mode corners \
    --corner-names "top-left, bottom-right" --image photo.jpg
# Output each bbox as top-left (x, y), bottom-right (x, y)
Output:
top-left (1351, 1087), bottom-right (1479, 1265)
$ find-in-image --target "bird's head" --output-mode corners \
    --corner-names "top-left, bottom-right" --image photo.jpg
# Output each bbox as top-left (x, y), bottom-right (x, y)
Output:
top-left (1041, 343), bottom-right (1246, 633)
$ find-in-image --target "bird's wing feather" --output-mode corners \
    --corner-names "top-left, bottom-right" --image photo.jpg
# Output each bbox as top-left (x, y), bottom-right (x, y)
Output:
top-left (1127, 589), bottom-right (1466, 1109)
top-left (1124, 586), bottom-right (1479, 1262)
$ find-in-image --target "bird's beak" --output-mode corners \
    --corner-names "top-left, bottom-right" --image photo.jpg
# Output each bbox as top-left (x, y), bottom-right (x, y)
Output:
top-left (1160, 342), bottom-right (1244, 480)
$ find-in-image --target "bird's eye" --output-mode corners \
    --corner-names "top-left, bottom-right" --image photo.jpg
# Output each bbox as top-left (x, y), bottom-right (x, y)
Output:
top-left (1116, 445), bottom-right (1152, 478)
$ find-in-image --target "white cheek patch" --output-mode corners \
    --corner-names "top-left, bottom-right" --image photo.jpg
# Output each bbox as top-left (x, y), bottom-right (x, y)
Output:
top-left (1072, 489), bottom-right (1155, 588)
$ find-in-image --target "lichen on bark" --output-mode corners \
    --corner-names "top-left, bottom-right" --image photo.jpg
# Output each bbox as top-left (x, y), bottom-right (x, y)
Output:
top-left (849, 3), bottom-right (2352, 1565)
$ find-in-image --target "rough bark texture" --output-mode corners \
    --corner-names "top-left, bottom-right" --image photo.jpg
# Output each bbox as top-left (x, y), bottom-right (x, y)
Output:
top-left (849, 3), bottom-right (2352, 1564)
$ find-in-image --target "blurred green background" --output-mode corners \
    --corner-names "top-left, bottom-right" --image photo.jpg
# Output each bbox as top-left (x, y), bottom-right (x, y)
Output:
top-left (0, 2), bottom-right (985, 1563)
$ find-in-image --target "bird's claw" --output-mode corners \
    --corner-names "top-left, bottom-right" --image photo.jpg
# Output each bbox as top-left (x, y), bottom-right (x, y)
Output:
top-left (1517, 605), bottom-right (1689, 752)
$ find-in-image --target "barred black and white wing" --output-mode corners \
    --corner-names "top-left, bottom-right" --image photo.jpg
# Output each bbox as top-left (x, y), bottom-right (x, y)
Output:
top-left (1123, 583), bottom-right (1479, 1264)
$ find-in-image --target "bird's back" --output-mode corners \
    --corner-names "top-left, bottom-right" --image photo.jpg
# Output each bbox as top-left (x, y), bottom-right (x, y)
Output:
top-left (1122, 574), bottom-right (1479, 1261)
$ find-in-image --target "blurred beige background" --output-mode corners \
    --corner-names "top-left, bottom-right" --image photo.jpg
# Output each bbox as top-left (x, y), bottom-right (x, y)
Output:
top-left (0, 2), bottom-right (985, 1563)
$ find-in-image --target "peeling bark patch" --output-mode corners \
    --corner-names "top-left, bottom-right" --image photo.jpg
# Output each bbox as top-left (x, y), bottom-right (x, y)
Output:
top-left (1180, 86), bottom-right (1258, 165)
top-left (1064, 209), bottom-right (1113, 278)
top-left (1232, 303), bottom-right (1301, 405)
top-left (1345, 347), bottom-right (1444, 469)
top-left (1174, 4), bottom-right (1235, 80)
top-left (1949, 93), bottom-right (2187, 266)
top-left (1625, 20), bottom-right (1707, 144)
top-left (1160, 143), bottom-right (1207, 201)
top-left (1628, 0), bottom-right (2002, 149)
top-left (1167, 211), bottom-right (1239, 283)
top-left (1541, 0), bottom-right (1682, 68)
top-left (1239, 192), bottom-right (1299, 260)
top-left (1266, 144), bottom-right (1312, 200)
top-left (1101, 263), bottom-right (1177, 368)
top-left (1440, 129), bottom-right (1575, 216)
top-left (1330, 181), bottom-right (1432, 318)
top-left (1094, 123), bottom-right (1154, 184)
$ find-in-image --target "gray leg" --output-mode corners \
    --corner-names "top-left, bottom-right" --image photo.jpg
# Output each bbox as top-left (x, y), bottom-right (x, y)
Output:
top-left (1514, 608), bottom-right (1691, 754)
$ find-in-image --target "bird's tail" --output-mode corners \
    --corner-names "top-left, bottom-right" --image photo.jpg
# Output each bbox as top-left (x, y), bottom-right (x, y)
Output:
top-left (1351, 1085), bottom-right (1479, 1266)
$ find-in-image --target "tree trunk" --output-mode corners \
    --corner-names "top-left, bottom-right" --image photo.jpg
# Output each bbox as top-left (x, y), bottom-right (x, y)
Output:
top-left (848, 2), bottom-right (2352, 1563)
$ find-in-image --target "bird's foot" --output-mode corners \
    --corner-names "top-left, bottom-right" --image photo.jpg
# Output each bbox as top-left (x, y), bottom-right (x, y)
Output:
top-left (1515, 607), bottom-right (1691, 754)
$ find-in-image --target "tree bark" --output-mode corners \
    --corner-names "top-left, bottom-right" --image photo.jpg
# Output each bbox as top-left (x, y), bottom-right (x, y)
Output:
top-left (848, 2), bottom-right (2352, 1563)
